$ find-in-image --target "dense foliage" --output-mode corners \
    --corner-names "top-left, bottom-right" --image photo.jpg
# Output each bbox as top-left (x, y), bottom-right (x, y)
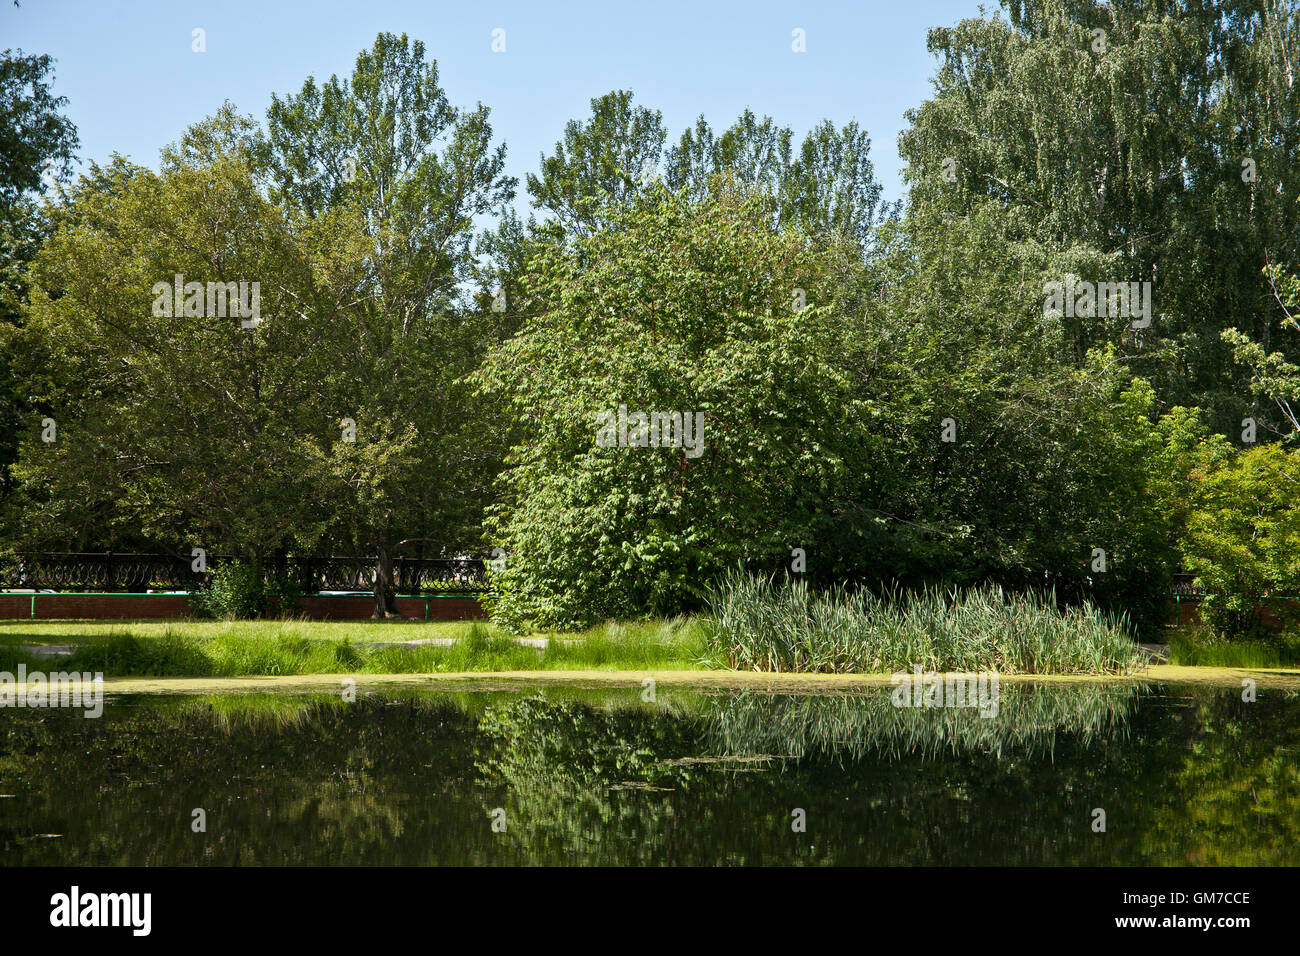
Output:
top-left (4, 4), bottom-right (1300, 634)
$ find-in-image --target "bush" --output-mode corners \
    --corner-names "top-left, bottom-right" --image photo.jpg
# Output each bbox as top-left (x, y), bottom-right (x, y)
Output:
top-left (1181, 444), bottom-right (1300, 637)
top-left (263, 567), bottom-right (302, 617)
top-left (191, 560), bottom-right (266, 619)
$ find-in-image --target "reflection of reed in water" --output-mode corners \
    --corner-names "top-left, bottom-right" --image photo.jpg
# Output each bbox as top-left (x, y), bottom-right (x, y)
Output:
top-left (702, 683), bottom-right (1143, 762)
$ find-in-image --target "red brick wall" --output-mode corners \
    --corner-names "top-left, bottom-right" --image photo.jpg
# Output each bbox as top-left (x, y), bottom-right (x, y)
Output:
top-left (0, 595), bottom-right (32, 619)
top-left (293, 595), bottom-right (485, 620)
top-left (0, 593), bottom-right (486, 621)
top-left (1168, 596), bottom-right (1299, 628)
top-left (1172, 598), bottom-right (1201, 627)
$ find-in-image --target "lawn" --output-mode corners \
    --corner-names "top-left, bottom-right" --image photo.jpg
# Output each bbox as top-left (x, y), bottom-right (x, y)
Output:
top-left (7, 614), bottom-right (1300, 680)
top-left (0, 617), bottom-right (718, 676)
top-left (0, 618), bottom-right (476, 646)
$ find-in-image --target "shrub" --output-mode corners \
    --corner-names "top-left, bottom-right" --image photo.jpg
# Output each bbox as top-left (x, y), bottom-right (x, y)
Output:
top-left (191, 560), bottom-right (266, 619)
top-left (1181, 444), bottom-right (1300, 637)
top-left (263, 567), bottom-right (302, 617)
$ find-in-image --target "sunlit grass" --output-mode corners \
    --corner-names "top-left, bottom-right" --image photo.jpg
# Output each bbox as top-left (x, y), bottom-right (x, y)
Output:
top-left (1167, 627), bottom-right (1300, 668)
top-left (0, 617), bottom-right (473, 645)
top-left (0, 616), bottom-right (713, 676)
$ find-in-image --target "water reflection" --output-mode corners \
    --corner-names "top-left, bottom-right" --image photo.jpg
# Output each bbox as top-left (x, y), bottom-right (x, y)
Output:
top-left (702, 683), bottom-right (1140, 761)
top-left (0, 682), bottom-right (1296, 865)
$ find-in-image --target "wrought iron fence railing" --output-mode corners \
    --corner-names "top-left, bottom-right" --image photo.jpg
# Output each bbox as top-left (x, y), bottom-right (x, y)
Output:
top-left (1171, 573), bottom-right (1206, 595)
top-left (0, 552), bottom-right (488, 595)
top-left (0, 558), bottom-right (1258, 602)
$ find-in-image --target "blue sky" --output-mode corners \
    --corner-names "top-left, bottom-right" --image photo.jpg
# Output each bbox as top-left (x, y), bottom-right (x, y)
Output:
top-left (2, 0), bottom-right (991, 207)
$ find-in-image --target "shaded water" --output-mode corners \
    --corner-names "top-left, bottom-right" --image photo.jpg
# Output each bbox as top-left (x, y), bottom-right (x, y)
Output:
top-left (1, 682), bottom-right (1297, 865)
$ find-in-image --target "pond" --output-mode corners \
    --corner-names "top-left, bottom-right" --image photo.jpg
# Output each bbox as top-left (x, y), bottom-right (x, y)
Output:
top-left (1, 681), bottom-right (1297, 865)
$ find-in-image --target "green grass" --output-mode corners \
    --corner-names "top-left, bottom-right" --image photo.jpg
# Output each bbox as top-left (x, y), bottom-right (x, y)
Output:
top-left (703, 572), bottom-right (1142, 675)
top-left (1167, 628), bottom-right (1300, 668)
top-left (0, 616), bottom-right (715, 677)
top-left (0, 618), bottom-right (472, 645)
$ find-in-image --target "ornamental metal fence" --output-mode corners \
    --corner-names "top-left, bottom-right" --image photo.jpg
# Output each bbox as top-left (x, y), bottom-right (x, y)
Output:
top-left (0, 552), bottom-right (487, 595)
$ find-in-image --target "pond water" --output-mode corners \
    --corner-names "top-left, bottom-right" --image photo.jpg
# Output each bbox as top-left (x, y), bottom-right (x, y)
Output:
top-left (1, 682), bottom-right (1297, 865)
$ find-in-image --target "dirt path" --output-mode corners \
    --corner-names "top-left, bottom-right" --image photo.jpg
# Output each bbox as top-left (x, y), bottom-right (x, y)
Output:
top-left (0, 662), bottom-right (1286, 697)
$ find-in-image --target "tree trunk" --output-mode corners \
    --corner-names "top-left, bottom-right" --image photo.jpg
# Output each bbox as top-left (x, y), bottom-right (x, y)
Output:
top-left (248, 547), bottom-right (265, 619)
top-left (373, 529), bottom-right (403, 619)
top-left (270, 545), bottom-right (288, 616)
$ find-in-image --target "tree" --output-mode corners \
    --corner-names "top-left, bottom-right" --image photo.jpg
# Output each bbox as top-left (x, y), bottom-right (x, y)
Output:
top-left (10, 154), bottom-right (339, 569)
top-left (0, 50), bottom-right (77, 203)
top-left (1222, 225), bottom-right (1300, 436)
top-left (665, 108), bottom-right (790, 203)
top-left (263, 32), bottom-right (515, 616)
top-left (526, 89), bottom-right (667, 239)
top-left (1181, 442), bottom-right (1300, 636)
top-left (898, 0), bottom-right (1300, 433)
top-left (813, 199), bottom-right (1183, 634)
top-left (526, 95), bottom-right (897, 252)
top-left (474, 183), bottom-right (863, 629)
top-left (0, 49), bottom-right (78, 505)
top-left (782, 119), bottom-right (894, 254)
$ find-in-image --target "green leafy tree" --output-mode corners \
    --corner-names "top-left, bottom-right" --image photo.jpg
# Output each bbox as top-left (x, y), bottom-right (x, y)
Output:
top-left (1222, 241), bottom-right (1300, 438)
top-left (1182, 442), bottom-right (1300, 636)
top-left (664, 109), bottom-right (896, 253)
top-left (0, 49), bottom-right (77, 202)
top-left (526, 89), bottom-right (667, 239)
top-left (0, 49), bottom-right (78, 505)
top-left (781, 119), bottom-right (895, 254)
top-left (820, 201), bottom-right (1182, 633)
top-left (10, 154), bottom-right (338, 570)
top-left (263, 33), bottom-right (515, 615)
top-left (665, 108), bottom-right (790, 203)
top-left (899, 0), bottom-right (1300, 432)
top-left (474, 184), bottom-right (862, 629)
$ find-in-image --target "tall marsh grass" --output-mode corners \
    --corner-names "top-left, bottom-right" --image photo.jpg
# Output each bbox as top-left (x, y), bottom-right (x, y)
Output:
top-left (703, 572), bottom-right (1141, 675)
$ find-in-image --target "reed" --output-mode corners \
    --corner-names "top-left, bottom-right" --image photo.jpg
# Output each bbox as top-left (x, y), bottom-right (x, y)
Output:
top-left (702, 571), bottom-right (1141, 674)
top-left (703, 684), bottom-right (1142, 761)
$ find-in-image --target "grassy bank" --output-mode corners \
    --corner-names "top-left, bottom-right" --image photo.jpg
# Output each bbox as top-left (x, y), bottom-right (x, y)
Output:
top-left (1167, 627), bottom-right (1300, 668)
top-left (0, 618), bottom-right (474, 645)
top-left (703, 573), bottom-right (1142, 675)
top-left (0, 618), bottom-right (717, 676)
top-left (2, 574), bottom-right (1151, 677)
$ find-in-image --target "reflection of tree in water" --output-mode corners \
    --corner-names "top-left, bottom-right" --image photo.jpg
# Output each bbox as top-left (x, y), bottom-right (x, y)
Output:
top-left (3, 685), bottom-right (1299, 864)
top-left (0, 694), bottom-right (487, 865)
top-left (473, 696), bottom-right (702, 862)
top-left (471, 685), bottom-right (1145, 862)
top-left (703, 683), bottom-right (1142, 762)
top-left (1137, 689), bottom-right (1300, 866)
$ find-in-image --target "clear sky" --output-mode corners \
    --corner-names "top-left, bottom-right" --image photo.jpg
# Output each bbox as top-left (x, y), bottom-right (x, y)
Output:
top-left (2, 0), bottom-right (991, 208)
